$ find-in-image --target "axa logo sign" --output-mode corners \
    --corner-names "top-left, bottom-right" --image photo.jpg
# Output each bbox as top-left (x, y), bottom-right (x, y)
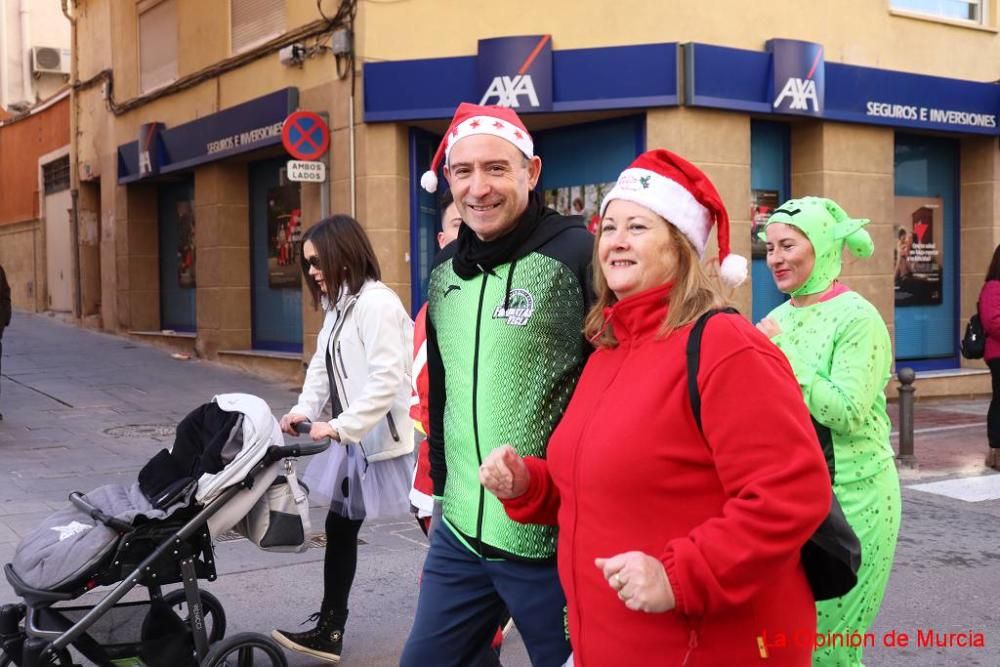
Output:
top-left (480, 74), bottom-right (540, 109)
top-left (477, 35), bottom-right (553, 111)
top-left (768, 39), bottom-right (824, 117)
top-left (773, 77), bottom-right (820, 112)
top-left (137, 122), bottom-right (164, 178)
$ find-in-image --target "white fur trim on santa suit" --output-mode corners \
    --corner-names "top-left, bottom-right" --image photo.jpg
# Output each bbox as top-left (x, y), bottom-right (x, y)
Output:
top-left (599, 168), bottom-right (712, 256)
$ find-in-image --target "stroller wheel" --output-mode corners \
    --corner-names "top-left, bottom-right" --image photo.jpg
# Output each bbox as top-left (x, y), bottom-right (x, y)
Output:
top-left (143, 589), bottom-right (227, 644)
top-left (200, 632), bottom-right (287, 667)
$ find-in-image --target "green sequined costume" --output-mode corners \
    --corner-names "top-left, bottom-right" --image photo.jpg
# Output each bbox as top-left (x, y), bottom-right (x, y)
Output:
top-left (762, 198), bottom-right (901, 667)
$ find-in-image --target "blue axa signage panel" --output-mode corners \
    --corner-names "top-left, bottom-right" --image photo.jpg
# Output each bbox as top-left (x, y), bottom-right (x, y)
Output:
top-left (767, 39), bottom-right (824, 116)
top-left (364, 42), bottom-right (678, 122)
top-left (118, 87), bottom-right (299, 183)
top-left (477, 35), bottom-right (553, 111)
top-left (686, 42), bottom-right (998, 136)
top-left (137, 122), bottom-right (165, 177)
top-left (826, 63), bottom-right (997, 133)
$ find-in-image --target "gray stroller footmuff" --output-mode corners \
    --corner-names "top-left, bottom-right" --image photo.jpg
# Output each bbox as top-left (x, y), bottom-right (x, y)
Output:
top-left (9, 393), bottom-right (273, 594)
top-left (11, 482), bottom-right (191, 592)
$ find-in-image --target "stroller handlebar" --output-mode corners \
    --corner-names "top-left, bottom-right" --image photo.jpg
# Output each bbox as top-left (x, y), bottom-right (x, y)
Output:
top-left (269, 421), bottom-right (330, 460)
top-left (68, 492), bottom-right (134, 533)
top-left (267, 440), bottom-right (330, 460)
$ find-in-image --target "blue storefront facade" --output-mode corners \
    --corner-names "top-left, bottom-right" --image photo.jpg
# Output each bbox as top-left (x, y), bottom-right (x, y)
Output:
top-left (364, 35), bottom-right (999, 378)
top-left (117, 88), bottom-right (306, 356)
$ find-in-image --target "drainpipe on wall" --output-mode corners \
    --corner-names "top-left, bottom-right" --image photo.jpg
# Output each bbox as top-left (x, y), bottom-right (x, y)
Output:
top-left (349, 89), bottom-right (356, 217)
top-left (61, 0), bottom-right (81, 319)
top-left (19, 0), bottom-right (31, 105)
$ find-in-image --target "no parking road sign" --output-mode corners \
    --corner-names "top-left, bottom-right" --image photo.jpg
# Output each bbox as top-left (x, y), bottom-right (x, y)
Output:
top-left (281, 111), bottom-right (330, 161)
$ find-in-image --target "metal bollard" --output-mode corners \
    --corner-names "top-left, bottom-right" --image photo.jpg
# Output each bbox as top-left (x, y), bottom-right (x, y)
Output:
top-left (896, 367), bottom-right (917, 468)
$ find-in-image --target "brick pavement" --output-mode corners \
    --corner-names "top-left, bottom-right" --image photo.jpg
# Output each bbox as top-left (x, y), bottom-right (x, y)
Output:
top-left (887, 395), bottom-right (993, 480)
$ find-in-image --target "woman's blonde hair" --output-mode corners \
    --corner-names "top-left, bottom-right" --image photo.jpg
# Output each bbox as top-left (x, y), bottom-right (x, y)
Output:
top-left (583, 218), bottom-right (731, 348)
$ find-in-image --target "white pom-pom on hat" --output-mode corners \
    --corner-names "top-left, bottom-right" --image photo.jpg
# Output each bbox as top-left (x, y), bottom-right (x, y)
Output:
top-left (420, 170), bottom-right (438, 194)
top-left (719, 253), bottom-right (749, 287)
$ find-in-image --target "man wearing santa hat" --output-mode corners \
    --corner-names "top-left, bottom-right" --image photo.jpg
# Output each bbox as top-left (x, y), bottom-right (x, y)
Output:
top-left (400, 103), bottom-right (593, 667)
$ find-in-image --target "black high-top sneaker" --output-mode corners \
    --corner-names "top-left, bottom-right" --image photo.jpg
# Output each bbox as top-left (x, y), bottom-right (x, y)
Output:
top-left (272, 608), bottom-right (346, 663)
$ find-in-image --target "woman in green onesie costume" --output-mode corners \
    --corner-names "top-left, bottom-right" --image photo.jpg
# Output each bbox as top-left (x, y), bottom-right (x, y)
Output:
top-left (757, 197), bottom-right (900, 667)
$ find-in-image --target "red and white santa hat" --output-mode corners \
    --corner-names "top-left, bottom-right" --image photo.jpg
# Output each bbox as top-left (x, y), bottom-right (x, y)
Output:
top-left (599, 149), bottom-right (748, 287)
top-left (420, 102), bottom-right (534, 193)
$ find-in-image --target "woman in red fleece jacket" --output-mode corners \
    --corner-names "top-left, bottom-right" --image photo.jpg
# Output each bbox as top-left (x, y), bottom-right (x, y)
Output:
top-left (480, 150), bottom-right (831, 666)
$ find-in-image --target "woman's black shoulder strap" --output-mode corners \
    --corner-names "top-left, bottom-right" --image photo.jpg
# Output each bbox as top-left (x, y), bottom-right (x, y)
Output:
top-left (686, 307), bottom-right (740, 433)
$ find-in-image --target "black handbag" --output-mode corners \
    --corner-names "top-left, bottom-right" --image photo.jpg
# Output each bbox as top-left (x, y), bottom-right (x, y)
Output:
top-left (686, 309), bottom-right (861, 601)
top-left (961, 302), bottom-right (985, 360)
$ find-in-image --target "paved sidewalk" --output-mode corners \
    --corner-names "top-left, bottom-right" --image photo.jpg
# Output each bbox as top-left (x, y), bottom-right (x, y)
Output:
top-left (0, 312), bottom-right (533, 666)
top-left (888, 394), bottom-right (992, 480)
top-left (0, 312), bottom-right (296, 554)
top-left (2, 311), bottom-right (999, 665)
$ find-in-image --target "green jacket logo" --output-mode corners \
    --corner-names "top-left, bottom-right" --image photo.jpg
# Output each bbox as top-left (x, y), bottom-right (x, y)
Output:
top-left (493, 289), bottom-right (535, 326)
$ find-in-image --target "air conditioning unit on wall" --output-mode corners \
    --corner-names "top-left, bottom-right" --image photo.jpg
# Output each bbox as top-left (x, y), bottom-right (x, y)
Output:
top-left (31, 46), bottom-right (71, 76)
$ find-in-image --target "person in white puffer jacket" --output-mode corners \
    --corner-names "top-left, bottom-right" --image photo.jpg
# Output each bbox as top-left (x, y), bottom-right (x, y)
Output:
top-left (272, 214), bottom-right (415, 664)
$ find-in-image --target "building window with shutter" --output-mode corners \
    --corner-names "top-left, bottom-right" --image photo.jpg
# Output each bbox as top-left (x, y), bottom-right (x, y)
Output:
top-left (231, 0), bottom-right (286, 54)
top-left (138, 0), bottom-right (178, 93)
top-left (890, 0), bottom-right (988, 24)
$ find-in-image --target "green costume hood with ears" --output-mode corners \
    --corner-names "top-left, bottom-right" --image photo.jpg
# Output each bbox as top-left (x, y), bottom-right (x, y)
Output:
top-left (759, 196), bottom-right (874, 296)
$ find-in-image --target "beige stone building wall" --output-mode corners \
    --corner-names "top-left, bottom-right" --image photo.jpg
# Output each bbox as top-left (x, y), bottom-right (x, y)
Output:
top-left (69, 0), bottom-right (419, 376)
top-left (193, 163), bottom-right (251, 358)
top-left (65, 0), bottom-right (998, 389)
top-left (360, 0), bottom-right (998, 82)
top-left (0, 221), bottom-right (44, 311)
top-left (959, 141), bottom-right (1000, 367)
top-left (117, 183), bottom-right (158, 333)
top-left (647, 108), bottom-right (752, 314)
top-left (790, 123), bottom-right (896, 339)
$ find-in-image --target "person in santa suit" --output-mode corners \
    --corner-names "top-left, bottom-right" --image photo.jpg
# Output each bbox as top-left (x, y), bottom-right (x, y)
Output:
top-left (480, 149), bottom-right (831, 666)
top-left (757, 197), bottom-right (900, 667)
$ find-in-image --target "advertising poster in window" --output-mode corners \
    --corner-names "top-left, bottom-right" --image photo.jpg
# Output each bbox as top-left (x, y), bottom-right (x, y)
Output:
top-left (750, 189), bottom-right (779, 259)
top-left (267, 184), bottom-right (303, 289)
top-left (177, 200), bottom-right (196, 288)
top-left (544, 181), bottom-right (616, 234)
top-left (894, 196), bottom-right (943, 306)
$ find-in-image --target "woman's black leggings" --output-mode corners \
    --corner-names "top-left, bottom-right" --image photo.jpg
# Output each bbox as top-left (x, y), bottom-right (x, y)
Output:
top-left (988, 358), bottom-right (1000, 447)
top-left (323, 512), bottom-right (364, 620)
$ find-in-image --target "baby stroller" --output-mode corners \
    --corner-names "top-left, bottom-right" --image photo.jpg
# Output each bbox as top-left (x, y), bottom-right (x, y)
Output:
top-left (0, 394), bottom-right (328, 667)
